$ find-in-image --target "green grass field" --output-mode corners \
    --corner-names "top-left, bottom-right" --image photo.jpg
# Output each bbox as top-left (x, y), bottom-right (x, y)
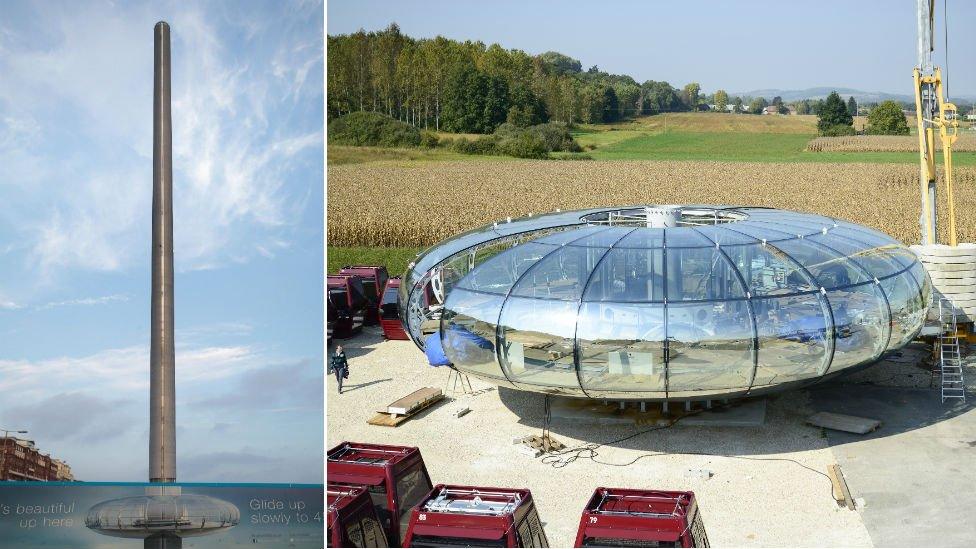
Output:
top-left (568, 114), bottom-right (976, 164)
top-left (580, 130), bottom-right (976, 164)
top-left (329, 114), bottom-right (976, 166)
top-left (327, 246), bottom-right (422, 276)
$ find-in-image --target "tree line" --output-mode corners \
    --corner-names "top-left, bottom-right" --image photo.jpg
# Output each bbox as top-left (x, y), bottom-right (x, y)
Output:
top-left (327, 23), bottom-right (704, 133)
top-left (327, 23), bottom-right (960, 135)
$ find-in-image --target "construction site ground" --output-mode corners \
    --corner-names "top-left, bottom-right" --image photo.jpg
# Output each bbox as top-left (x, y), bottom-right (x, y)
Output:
top-left (327, 327), bottom-right (976, 547)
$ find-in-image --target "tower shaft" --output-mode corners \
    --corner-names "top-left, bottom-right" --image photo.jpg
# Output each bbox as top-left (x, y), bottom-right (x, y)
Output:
top-left (149, 20), bottom-right (176, 484)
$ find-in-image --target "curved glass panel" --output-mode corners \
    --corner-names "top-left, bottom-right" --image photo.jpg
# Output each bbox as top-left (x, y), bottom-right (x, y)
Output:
top-left (722, 242), bottom-right (819, 296)
top-left (615, 228), bottom-right (665, 249)
top-left (753, 293), bottom-right (831, 387)
top-left (826, 281), bottom-right (889, 372)
top-left (771, 238), bottom-right (869, 289)
top-left (744, 219), bottom-right (825, 238)
top-left (583, 248), bottom-right (665, 302)
top-left (499, 297), bottom-right (580, 391)
top-left (832, 222), bottom-right (903, 246)
top-left (441, 288), bottom-right (505, 380)
top-left (457, 242), bottom-right (554, 294)
top-left (578, 302), bottom-right (666, 397)
top-left (807, 232), bottom-right (902, 279)
top-left (533, 225), bottom-right (607, 245)
top-left (511, 245), bottom-right (606, 300)
top-left (566, 227), bottom-right (634, 247)
top-left (666, 300), bottom-right (754, 396)
top-left (666, 247), bottom-right (745, 301)
top-left (665, 228), bottom-right (712, 248)
top-left (724, 222), bottom-right (797, 242)
top-left (909, 261), bottom-right (933, 310)
top-left (881, 273), bottom-right (926, 350)
top-left (694, 225), bottom-right (757, 246)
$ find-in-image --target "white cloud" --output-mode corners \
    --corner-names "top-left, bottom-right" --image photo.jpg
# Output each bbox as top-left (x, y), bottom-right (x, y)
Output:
top-left (0, 2), bottom-right (322, 278)
top-left (31, 169), bottom-right (147, 273)
top-left (38, 293), bottom-right (129, 310)
top-left (0, 338), bottom-right (321, 482)
top-left (0, 342), bottom-right (265, 399)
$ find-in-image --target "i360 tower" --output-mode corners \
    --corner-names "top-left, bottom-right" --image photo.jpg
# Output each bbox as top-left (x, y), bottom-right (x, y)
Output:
top-left (150, 18), bottom-right (177, 486)
top-left (85, 22), bottom-right (239, 549)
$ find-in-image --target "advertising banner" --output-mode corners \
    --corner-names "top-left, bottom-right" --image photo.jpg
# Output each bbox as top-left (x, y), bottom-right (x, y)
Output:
top-left (0, 482), bottom-right (323, 548)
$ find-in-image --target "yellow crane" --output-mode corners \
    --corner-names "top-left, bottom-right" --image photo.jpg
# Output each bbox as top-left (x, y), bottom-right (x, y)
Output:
top-left (914, 0), bottom-right (959, 246)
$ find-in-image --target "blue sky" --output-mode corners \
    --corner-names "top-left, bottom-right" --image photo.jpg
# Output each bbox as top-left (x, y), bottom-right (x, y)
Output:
top-left (327, 0), bottom-right (976, 98)
top-left (0, 1), bottom-right (323, 483)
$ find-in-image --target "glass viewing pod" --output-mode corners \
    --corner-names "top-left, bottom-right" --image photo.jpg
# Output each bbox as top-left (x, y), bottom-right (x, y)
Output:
top-left (399, 206), bottom-right (931, 401)
top-left (86, 490), bottom-right (240, 539)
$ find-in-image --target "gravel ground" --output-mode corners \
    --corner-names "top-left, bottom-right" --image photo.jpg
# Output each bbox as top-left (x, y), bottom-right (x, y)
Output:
top-left (327, 327), bottom-right (873, 547)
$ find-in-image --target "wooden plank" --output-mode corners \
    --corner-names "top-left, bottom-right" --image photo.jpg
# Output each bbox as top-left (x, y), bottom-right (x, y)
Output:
top-left (367, 413), bottom-right (408, 427)
top-left (522, 434), bottom-right (565, 453)
top-left (379, 387), bottom-right (443, 416)
top-left (807, 412), bottom-right (881, 435)
top-left (826, 465), bottom-right (847, 506)
top-left (829, 464), bottom-right (856, 510)
top-left (368, 389), bottom-right (445, 428)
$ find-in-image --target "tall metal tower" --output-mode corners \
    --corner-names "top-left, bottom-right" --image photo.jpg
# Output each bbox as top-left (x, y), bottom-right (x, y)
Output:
top-left (150, 20), bottom-right (177, 484)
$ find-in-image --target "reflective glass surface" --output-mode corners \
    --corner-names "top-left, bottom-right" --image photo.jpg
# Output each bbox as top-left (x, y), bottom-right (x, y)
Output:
top-left (584, 248), bottom-right (664, 302)
top-left (752, 293), bottom-right (831, 387)
top-left (826, 281), bottom-right (889, 372)
top-left (577, 302), bottom-right (666, 397)
top-left (458, 243), bottom-right (555, 294)
top-left (441, 289), bottom-right (506, 380)
top-left (499, 297), bottom-right (579, 390)
top-left (400, 206), bottom-right (931, 399)
top-left (881, 272), bottom-right (925, 350)
top-left (666, 300), bottom-right (754, 397)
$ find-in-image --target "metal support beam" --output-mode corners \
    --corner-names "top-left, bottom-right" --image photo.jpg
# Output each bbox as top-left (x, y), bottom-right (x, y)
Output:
top-left (916, 0), bottom-right (938, 244)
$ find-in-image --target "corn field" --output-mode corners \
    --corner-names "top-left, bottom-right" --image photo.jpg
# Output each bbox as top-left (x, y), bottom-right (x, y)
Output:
top-left (328, 160), bottom-right (976, 247)
top-left (807, 134), bottom-right (976, 152)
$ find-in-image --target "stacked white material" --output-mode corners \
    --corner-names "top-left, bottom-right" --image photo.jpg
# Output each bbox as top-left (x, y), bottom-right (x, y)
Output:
top-left (911, 243), bottom-right (976, 322)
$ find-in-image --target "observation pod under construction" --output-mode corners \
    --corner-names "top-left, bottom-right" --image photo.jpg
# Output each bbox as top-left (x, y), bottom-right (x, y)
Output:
top-left (399, 205), bottom-right (932, 401)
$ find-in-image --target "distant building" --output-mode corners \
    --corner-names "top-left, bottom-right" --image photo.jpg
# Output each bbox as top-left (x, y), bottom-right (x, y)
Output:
top-left (52, 459), bottom-right (74, 481)
top-left (762, 105), bottom-right (779, 115)
top-left (0, 437), bottom-right (75, 481)
top-left (707, 104), bottom-right (744, 113)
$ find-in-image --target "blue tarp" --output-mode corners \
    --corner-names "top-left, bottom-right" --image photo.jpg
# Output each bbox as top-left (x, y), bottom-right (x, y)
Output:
top-left (424, 332), bottom-right (451, 367)
top-left (450, 324), bottom-right (493, 350)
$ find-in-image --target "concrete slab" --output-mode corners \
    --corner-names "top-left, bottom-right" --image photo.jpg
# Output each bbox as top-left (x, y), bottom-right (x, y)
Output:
top-left (547, 397), bottom-right (766, 427)
top-left (810, 382), bottom-right (976, 547)
top-left (806, 412), bottom-right (881, 434)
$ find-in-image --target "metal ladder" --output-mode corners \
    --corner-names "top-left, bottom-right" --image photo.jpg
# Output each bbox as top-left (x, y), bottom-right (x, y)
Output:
top-left (938, 299), bottom-right (966, 403)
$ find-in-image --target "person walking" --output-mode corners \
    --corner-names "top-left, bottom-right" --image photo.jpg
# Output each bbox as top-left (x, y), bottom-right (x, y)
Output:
top-left (330, 345), bottom-right (350, 394)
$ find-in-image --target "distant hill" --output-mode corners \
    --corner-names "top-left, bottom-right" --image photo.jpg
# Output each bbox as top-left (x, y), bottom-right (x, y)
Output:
top-left (733, 87), bottom-right (976, 104)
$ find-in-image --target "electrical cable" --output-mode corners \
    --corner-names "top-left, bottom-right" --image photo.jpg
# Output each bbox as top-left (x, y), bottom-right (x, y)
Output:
top-left (537, 398), bottom-right (836, 497)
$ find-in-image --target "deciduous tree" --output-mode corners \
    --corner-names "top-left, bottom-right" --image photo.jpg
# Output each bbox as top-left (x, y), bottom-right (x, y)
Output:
top-left (714, 90), bottom-right (729, 112)
top-left (865, 100), bottom-right (910, 135)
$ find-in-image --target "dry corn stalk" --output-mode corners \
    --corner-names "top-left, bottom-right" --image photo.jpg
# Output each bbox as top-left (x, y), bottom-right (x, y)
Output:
top-left (327, 160), bottom-right (976, 247)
